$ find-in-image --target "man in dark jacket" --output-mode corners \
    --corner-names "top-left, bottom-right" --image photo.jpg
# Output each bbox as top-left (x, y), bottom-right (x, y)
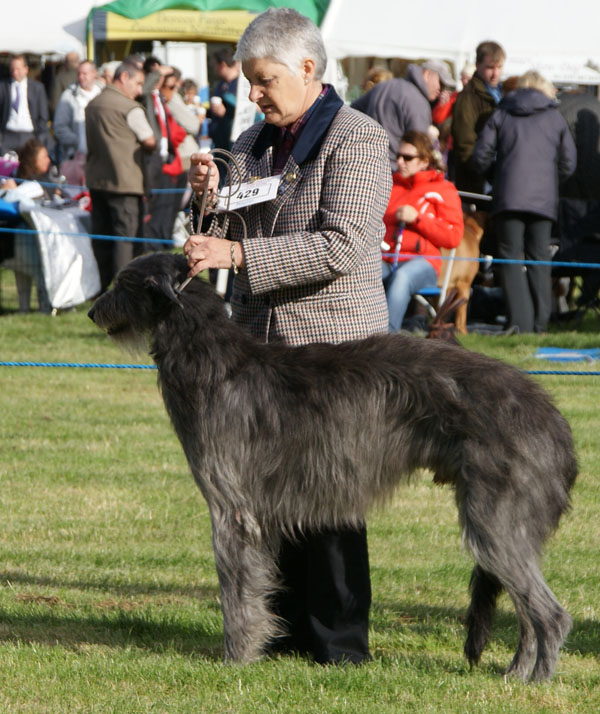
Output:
top-left (556, 90), bottom-right (600, 306)
top-left (558, 90), bottom-right (600, 201)
top-left (351, 60), bottom-right (454, 170)
top-left (207, 48), bottom-right (239, 153)
top-left (0, 55), bottom-right (50, 154)
top-left (451, 41), bottom-right (505, 195)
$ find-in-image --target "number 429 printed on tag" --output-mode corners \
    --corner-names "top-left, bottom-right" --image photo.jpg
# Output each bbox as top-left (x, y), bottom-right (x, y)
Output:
top-left (216, 176), bottom-right (281, 211)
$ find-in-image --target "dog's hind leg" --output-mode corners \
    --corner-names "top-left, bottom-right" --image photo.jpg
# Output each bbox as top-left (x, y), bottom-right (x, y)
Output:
top-left (464, 565), bottom-right (503, 667)
top-left (504, 597), bottom-right (537, 680)
top-left (499, 561), bottom-right (571, 681)
top-left (466, 537), bottom-right (570, 681)
top-left (512, 567), bottom-right (572, 682)
top-left (210, 507), bottom-right (280, 663)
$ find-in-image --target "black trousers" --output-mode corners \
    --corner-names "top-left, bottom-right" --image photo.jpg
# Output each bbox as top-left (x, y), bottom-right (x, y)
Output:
top-left (271, 524), bottom-right (371, 664)
top-left (495, 211), bottom-right (553, 333)
top-left (90, 190), bottom-right (143, 293)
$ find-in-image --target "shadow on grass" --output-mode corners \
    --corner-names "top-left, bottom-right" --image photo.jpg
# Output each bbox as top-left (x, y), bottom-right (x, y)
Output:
top-left (0, 568), bottom-right (219, 600)
top-left (0, 608), bottom-right (223, 659)
top-left (372, 599), bottom-right (600, 661)
top-left (0, 568), bottom-right (224, 659)
top-left (0, 575), bottom-right (596, 667)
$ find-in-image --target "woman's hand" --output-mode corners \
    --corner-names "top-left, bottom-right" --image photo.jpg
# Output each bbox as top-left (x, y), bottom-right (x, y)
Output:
top-left (395, 205), bottom-right (419, 224)
top-left (188, 152), bottom-right (220, 196)
top-left (183, 235), bottom-right (245, 279)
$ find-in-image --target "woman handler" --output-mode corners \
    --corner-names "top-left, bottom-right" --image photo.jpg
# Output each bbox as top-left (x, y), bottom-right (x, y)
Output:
top-left (184, 8), bottom-right (391, 664)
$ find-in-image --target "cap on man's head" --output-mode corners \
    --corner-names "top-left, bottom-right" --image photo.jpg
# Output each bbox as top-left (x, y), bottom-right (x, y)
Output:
top-left (422, 60), bottom-right (456, 88)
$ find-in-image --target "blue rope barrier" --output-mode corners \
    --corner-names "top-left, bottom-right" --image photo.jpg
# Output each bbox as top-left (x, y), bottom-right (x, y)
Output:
top-left (10, 182), bottom-right (491, 200)
top-left (8, 177), bottom-right (187, 195)
top-left (12, 179), bottom-right (493, 201)
top-left (0, 225), bottom-right (599, 271)
top-left (526, 370), bottom-right (600, 376)
top-left (382, 252), bottom-right (600, 270)
top-left (0, 225), bottom-right (174, 246)
top-left (0, 361), bottom-right (597, 376)
top-left (0, 361), bottom-right (156, 369)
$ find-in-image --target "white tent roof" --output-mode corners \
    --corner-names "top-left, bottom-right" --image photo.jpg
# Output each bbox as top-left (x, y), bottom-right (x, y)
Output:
top-left (321, 0), bottom-right (600, 85)
top-left (3, 0), bottom-right (600, 86)
top-left (2, 2), bottom-right (97, 56)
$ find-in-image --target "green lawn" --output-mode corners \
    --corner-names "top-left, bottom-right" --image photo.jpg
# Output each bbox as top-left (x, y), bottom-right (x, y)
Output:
top-left (0, 294), bottom-right (599, 713)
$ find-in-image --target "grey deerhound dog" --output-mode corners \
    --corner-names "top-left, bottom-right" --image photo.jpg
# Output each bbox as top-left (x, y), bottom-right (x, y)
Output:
top-left (88, 252), bottom-right (577, 681)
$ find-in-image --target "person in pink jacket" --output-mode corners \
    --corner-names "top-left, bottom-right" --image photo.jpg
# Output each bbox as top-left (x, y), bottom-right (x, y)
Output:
top-left (382, 130), bottom-right (464, 332)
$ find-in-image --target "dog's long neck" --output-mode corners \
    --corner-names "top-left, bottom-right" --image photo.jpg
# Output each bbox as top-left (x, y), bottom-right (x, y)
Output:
top-left (149, 285), bottom-right (257, 433)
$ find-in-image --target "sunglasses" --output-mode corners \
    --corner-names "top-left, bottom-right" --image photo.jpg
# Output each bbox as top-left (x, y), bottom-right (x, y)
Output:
top-left (397, 153), bottom-right (420, 162)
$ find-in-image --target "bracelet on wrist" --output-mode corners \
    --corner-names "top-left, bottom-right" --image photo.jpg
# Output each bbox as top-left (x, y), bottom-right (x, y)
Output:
top-left (230, 241), bottom-right (239, 274)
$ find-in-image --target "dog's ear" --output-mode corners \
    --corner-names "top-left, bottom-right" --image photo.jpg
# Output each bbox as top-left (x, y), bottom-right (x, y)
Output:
top-left (144, 273), bottom-right (184, 308)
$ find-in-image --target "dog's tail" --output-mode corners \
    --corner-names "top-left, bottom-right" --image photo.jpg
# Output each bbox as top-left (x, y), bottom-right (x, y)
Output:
top-left (463, 565), bottom-right (503, 666)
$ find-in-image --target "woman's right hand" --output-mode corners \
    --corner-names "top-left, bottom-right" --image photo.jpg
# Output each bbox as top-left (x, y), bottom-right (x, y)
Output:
top-left (395, 205), bottom-right (419, 224)
top-left (188, 153), bottom-right (220, 196)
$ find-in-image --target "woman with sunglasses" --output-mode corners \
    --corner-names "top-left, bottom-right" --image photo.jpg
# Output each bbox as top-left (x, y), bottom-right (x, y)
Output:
top-left (382, 130), bottom-right (463, 332)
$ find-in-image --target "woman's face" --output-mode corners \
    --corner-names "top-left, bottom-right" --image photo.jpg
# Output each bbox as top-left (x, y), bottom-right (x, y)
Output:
top-left (160, 77), bottom-right (177, 102)
top-left (396, 142), bottom-right (429, 178)
top-left (35, 147), bottom-right (51, 176)
top-left (242, 57), bottom-right (314, 127)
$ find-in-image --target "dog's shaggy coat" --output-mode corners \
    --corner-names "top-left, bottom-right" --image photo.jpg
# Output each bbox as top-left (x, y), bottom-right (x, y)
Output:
top-left (89, 253), bottom-right (577, 681)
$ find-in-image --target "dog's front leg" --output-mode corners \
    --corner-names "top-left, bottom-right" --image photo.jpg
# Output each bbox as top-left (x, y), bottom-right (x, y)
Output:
top-left (210, 506), bottom-right (280, 663)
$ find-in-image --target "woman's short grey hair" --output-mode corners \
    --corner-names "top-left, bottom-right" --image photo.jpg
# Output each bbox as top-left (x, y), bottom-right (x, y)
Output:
top-left (234, 8), bottom-right (327, 80)
top-left (517, 70), bottom-right (557, 100)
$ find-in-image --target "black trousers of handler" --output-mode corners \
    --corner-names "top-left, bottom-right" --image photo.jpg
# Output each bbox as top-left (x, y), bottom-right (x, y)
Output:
top-left (271, 525), bottom-right (371, 664)
top-left (495, 211), bottom-right (553, 334)
top-left (90, 190), bottom-right (143, 294)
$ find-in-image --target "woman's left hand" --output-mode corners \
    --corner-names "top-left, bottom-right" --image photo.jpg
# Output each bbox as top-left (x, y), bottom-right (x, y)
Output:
top-left (183, 235), bottom-right (244, 278)
top-left (396, 205), bottom-right (419, 224)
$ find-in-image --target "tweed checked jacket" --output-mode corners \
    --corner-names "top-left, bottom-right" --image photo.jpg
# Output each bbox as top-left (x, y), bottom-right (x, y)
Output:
top-left (219, 88), bottom-right (391, 346)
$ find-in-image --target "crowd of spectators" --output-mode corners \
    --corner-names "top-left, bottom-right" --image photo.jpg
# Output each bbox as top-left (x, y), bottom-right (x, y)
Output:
top-left (351, 40), bottom-right (594, 334)
top-left (0, 40), bottom-right (599, 330)
top-left (0, 48), bottom-right (242, 310)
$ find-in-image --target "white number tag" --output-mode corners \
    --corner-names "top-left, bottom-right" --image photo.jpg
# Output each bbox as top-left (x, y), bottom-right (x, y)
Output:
top-left (216, 176), bottom-right (280, 211)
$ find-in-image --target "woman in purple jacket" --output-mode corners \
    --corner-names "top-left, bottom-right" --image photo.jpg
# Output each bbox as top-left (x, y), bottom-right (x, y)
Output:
top-left (472, 71), bottom-right (576, 333)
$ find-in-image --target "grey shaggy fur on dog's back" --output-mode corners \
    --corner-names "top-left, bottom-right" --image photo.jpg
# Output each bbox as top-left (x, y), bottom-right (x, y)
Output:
top-left (89, 252), bottom-right (577, 681)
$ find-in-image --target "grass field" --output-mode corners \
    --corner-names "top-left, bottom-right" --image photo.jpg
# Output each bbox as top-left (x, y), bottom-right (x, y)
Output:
top-left (1, 282), bottom-right (599, 713)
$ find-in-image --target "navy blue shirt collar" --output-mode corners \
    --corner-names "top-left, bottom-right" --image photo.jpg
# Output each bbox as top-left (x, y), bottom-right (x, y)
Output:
top-left (251, 84), bottom-right (344, 166)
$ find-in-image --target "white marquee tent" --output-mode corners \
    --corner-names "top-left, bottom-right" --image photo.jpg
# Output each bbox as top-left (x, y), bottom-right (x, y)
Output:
top-left (3, 1), bottom-right (600, 86)
top-left (1, 1), bottom-right (95, 56)
top-left (2, 1), bottom-right (600, 78)
top-left (320, 0), bottom-right (600, 86)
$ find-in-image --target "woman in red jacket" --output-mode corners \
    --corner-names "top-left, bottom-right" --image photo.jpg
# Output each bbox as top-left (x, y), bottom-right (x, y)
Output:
top-left (382, 130), bottom-right (463, 332)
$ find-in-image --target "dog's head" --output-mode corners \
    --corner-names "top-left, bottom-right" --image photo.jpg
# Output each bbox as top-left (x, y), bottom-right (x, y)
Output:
top-left (88, 252), bottom-right (190, 349)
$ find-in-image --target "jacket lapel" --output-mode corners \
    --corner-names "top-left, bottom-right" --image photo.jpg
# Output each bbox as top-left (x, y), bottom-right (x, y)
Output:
top-left (260, 154), bottom-right (302, 237)
top-left (247, 87), bottom-right (344, 236)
